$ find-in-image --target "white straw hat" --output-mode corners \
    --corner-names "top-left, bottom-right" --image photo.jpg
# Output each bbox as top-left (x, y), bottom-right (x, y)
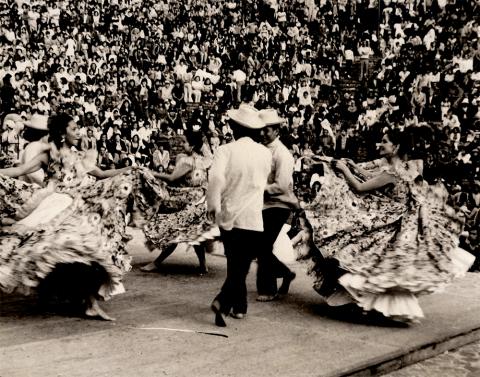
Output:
top-left (27, 114), bottom-right (49, 131)
top-left (226, 104), bottom-right (266, 129)
top-left (259, 108), bottom-right (285, 126)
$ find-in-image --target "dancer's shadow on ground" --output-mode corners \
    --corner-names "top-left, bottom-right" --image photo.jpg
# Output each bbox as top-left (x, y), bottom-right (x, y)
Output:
top-left (135, 263), bottom-right (214, 277)
top-left (314, 303), bottom-right (410, 328)
top-left (285, 294), bottom-right (410, 328)
top-left (0, 293), bottom-right (92, 321)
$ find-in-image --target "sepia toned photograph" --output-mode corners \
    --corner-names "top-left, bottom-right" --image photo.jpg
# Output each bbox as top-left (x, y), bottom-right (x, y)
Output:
top-left (0, 0), bottom-right (479, 376)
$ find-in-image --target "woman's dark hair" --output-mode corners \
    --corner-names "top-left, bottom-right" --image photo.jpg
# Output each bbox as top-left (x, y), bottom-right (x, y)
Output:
top-left (48, 113), bottom-right (74, 149)
top-left (23, 127), bottom-right (48, 143)
top-left (385, 128), bottom-right (409, 158)
top-left (185, 130), bottom-right (205, 154)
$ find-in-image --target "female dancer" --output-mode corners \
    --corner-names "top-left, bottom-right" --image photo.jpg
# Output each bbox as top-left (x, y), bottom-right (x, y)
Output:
top-left (291, 129), bottom-right (474, 323)
top-left (141, 131), bottom-right (215, 275)
top-left (0, 113), bottom-right (170, 320)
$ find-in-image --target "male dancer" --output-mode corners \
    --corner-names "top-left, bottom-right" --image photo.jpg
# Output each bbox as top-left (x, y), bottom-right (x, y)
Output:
top-left (208, 104), bottom-right (271, 327)
top-left (256, 108), bottom-right (297, 302)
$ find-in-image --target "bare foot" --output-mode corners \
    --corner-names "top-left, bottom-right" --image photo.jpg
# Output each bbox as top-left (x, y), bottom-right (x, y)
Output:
top-left (140, 262), bottom-right (158, 272)
top-left (85, 299), bottom-right (115, 321)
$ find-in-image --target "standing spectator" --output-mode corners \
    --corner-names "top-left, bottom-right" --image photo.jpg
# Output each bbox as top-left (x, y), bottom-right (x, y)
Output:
top-left (231, 68), bottom-right (246, 102)
top-left (411, 87), bottom-right (427, 119)
top-left (358, 40), bottom-right (373, 81)
top-left (0, 74), bottom-right (15, 112)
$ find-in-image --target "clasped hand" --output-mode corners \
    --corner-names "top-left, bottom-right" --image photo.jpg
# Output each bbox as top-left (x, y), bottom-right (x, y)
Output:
top-left (331, 159), bottom-right (349, 174)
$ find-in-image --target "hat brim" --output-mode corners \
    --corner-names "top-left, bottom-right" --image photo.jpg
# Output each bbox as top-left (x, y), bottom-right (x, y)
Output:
top-left (27, 123), bottom-right (49, 131)
top-left (227, 109), bottom-right (265, 129)
top-left (27, 115), bottom-right (49, 131)
top-left (262, 116), bottom-right (285, 126)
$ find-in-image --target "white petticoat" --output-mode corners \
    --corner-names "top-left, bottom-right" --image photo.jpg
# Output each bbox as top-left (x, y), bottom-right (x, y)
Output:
top-left (338, 247), bottom-right (475, 322)
top-left (17, 193), bottom-right (73, 227)
top-left (16, 192), bottom-right (126, 299)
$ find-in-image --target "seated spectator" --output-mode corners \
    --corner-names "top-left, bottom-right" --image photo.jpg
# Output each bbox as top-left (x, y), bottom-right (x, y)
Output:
top-left (202, 78), bottom-right (215, 102)
top-left (1, 119), bottom-right (20, 161)
top-left (109, 133), bottom-right (128, 165)
top-left (299, 90), bottom-right (313, 109)
top-left (191, 76), bottom-right (204, 103)
top-left (172, 80), bottom-right (185, 105)
top-left (97, 145), bottom-right (115, 170)
top-left (97, 133), bottom-right (109, 152)
top-left (81, 128), bottom-right (98, 151)
top-left (0, 0), bottom-right (476, 228)
top-left (151, 142), bottom-right (170, 172)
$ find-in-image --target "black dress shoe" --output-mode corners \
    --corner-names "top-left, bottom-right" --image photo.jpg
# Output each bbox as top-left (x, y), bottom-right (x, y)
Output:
top-left (278, 271), bottom-right (296, 295)
top-left (198, 266), bottom-right (209, 275)
top-left (211, 300), bottom-right (227, 327)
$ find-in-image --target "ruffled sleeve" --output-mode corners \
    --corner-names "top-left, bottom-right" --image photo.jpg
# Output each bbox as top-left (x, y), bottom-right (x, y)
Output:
top-left (81, 149), bottom-right (98, 173)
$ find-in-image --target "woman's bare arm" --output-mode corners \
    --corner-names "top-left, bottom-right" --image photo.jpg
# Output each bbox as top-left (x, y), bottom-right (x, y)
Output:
top-left (89, 166), bottom-right (131, 179)
top-left (0, 152), bottom-right (48, 178)
top-left (152, 161), bottom-right (191, 182)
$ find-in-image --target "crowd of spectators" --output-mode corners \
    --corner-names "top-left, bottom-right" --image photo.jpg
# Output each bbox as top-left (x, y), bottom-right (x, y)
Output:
top-left (0, 0), bottom-right (479, 265)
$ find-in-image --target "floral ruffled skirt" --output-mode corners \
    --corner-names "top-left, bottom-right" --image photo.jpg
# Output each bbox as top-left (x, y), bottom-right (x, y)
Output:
top-left (291, 164), bottom-right (474, 322)
top-left (143, 186), bottom-right (219, 251)
top-left (0, 168), bottom-right (170, 300)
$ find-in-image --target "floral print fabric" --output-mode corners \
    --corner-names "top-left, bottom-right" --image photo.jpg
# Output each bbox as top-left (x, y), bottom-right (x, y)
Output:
top-left (0, 145), bottom-right (170, 299)
top-left (176, 153), bottom-right (209, 188)
top-left (143, 153), bottom-right (217, 250)
top-left (293, 159), bottom-right (473, 321)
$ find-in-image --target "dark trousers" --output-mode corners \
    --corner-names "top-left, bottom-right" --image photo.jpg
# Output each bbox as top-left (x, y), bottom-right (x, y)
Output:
top-left (214, 228), bottom-right (261, 315)
top-left (256, 207), bottom-right (292, 296)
